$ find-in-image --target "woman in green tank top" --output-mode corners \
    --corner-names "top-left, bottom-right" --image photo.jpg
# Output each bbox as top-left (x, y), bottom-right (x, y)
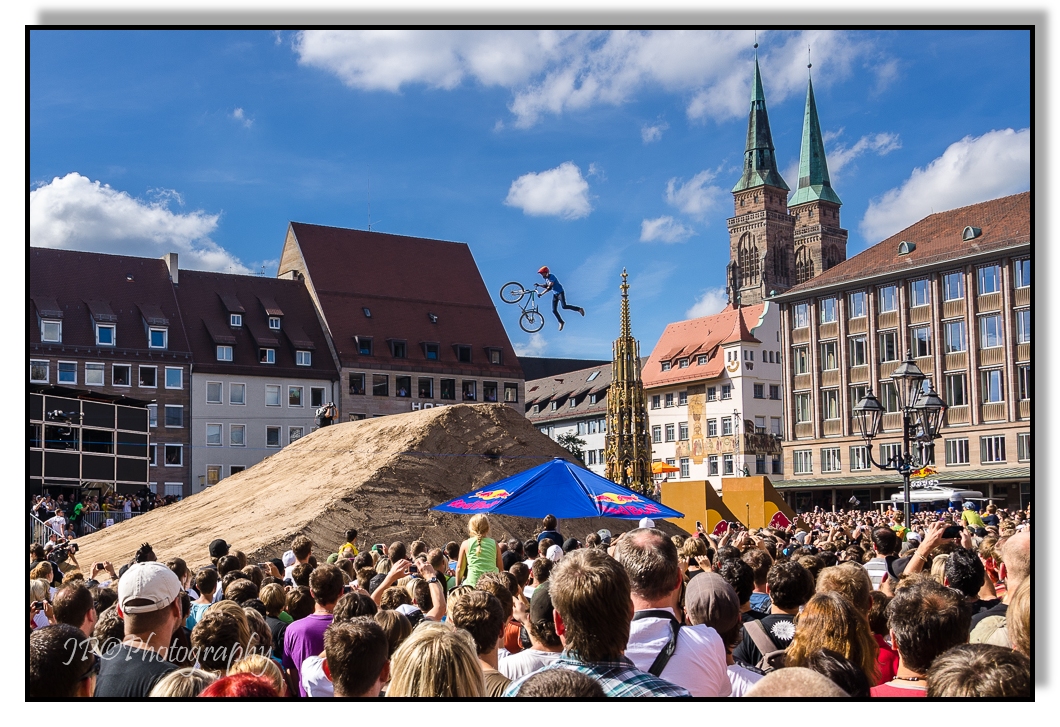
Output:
top-left (456, 514), bottom-right (503, 587)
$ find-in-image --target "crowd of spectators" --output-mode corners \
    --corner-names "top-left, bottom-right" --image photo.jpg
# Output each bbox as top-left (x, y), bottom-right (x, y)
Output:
top-left (28, 503), bottom-right (1031, 699)
top-left (33, 490), bottom-right (180, 539)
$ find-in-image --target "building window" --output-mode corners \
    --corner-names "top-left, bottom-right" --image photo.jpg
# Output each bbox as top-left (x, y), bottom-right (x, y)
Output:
top-left (879, 381), bottom-right (899, 413)
top-left (753, 383), bottom-right (764, 399)
top-left (266, 426), bottom-right (281, 448)
top-left (707, 419), bottom-right (718, 437)
top-left (230, 424), bottom-right (245, 447)
top-left (112, 364), bottom-right (131, 387)
top-left (139, 365), bottom-right (156, 387)
top-left (259, 348), bottom-right (276, 364)
top-left (413, 377), bottom-right (433, 399)
top-left (793, 346), bottom-right (810, 375)
top-left (721, 417), bottom-right (733, 436)
top-left (265, 385), bottom-right (281, 407)
top-left (373, 375), bottom-right (389, 397)
top-left (981, 369), bottom-right (1004, 404)
top-left (440, 379), bottom-right (456, 400)
top-left (462, 380), bottom-right (477, 401)
top-left (943, 271), bottom-right (964, 301)
top-left (295, 350), bottom-right (312, 366)
top-left (678, 422), bottom-right (689, 441)
top-left (586, 450), bottom-right (597, 465)
top-left (849, 445), bottom-right (870, 471)
top-left (230, 383), bottom-right (246, 405)
top-left (504, 383), bottom-right (519, 403)
top-left (147, 404), bottom-right (157, 428)
top-left (164, 444), bottom-right (183, 466)
top-left (358, 338), bottom-right (373, 356)
top-left (793, 450), bottom-right (813, 474)
top-left (678, 390), bottom-right (688, 406)
top-left (230, 313), bottom-right (242, 327)
top-left (721, 384), bottom-right (731, 400)
top-left (849, 335), bottom-right (867, 367)
top-left (95, 324), bottom-right (116, 346)
top-left (30, 360), bottom-right (49, 383)
top-left (41, 319), bottom-right (62, 343)
top-left (820, 341), bottom-right (838, 370)
top-left (664, 393), bottom-right (674, 408)
top-left (390, 340), bottom-right (407, 359)
top-left (755, 454), bottom-right (766, 474)
top-left (769, 385), bottom-right (780, 400)
top-left (795, 393), bottom-right (812, 423)
top-left (822, 389), bottom-right (839, 420)
top-left (678, 358), bottom-right (689, 368)
top-left (821, 447), bottom-right (841, 473)
top-left (680, 458), bottom-right (690, 478)
top-left (708, 455), bottom-right (719, 476)
top-left (1015, 258), bottom-right (1030, 288)
top-left (269, 316), bottom-right (281, 330)
top-left (85, 363), bottom-right (105, 386)
top-left (652, 425), bottom-right (662, 444)
top-left (290, 426), bottom-right (304, 443)
top-left (910, 279), bottom-right (930, 308)
top-left (661, 361), bottom-right (671, 372)
top-left (848, 291), bottom-right (867, 318)
top-left (488, 349), bottom-right (502, 365)
top-left (149, 327), bottom-right (168, 349)
top-left (849, 384), bottom-right (868, 415)
top-left (697, 354), bottom-right (708, 365)
top-left (945, 438), bottom-right (969, 465)
top-left (878, 285), bottom-right (897, 313)
top-left (56, 361), bottom-right (76, 385)
top-left (879, 330), bottom-right (898, 362)
top-left (1018, 365), bottom-right (1030, 401)
top-left (945, 373), bottom-right (967, 407)
top-left (206, 466), bottom-right (221, 486)
top-left (349, 373), bottom-right (365, 395)
top-left (1015, 309), bottom-right (1030, 344)
top-left (723, 454), bottom-right (734, 475)
top-left (230, 465), bottom-right (246, 476)
top-left (980, 435), bottom-right (1006, 463)
top-left (289, 386), bottom-right (303, 407)
top-left (217, 345), bottom-right (233, 361)
top-left (206, 424), bottom-right (222, 446)
top-left (771, 417), bottom-right (782, 436)
top-left (665, 423), bottom-right (675, 442)
top-left (164, 405), bottom-right (183, 428)
top-left (793, 303), bottom-right (809, 329)
top-left (771, 455), bottom-right (782, 474)
top-left (909, 326), bottom-right (931, 358)
top-left (389, 376), bottom-right (408, 398)
top-left (978, 264), bottom-right (1001, 295)
top-left (148, 444), bottom-right (156, 466)
top-left (1017, 432), bottom-right (1030, 462)
top-left (820, 297), bottom-right (837, 323)
top-left (206, 381), bottom-right (222, 404)
top-left (456, 345), bottom-right (472, 363)
top-left (706, 387), bottom-right (717, 402)
top-left (164, 367), bottom-right (183, 389)
top-left (651, 395), bottom-right (661, 409)
top-left (943, 320), bottom-right (966, 353)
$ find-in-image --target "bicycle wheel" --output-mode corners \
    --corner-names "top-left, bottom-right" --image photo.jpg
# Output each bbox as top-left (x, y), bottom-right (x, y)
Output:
top-left (500, 282), bottom-right (526, 304)
top-left (520, 310), bottom-right (545, 333)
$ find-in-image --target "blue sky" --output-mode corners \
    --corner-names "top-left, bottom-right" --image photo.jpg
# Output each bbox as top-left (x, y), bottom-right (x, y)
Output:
top-left (29, 29), bottom-right (1031, 360)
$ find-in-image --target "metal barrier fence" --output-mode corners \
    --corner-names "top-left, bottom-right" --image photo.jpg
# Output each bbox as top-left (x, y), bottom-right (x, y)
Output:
top-left (29, 514), bottom-right (53, 547)
top-left (81, 510), bottom-right (144, 530)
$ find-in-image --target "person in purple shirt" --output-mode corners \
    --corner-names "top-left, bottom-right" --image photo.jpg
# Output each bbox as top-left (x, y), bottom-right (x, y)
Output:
top-left (283, 563), bottom-right (343, 697)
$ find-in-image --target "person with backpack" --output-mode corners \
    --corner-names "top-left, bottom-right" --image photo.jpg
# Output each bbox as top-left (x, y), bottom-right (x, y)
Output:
top-left (732, 560), bottom-right (815, 672)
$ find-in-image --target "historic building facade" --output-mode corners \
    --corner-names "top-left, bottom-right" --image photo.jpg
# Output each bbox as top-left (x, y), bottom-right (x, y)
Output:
top-left (524, 364), bottom-right (611, 477)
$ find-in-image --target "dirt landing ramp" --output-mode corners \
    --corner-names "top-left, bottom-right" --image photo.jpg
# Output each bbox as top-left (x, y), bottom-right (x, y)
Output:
top-left (75, 404), bottom-right (683, 569)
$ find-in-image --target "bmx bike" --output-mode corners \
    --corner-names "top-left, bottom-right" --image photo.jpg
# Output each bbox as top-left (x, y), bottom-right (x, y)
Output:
top-left (499, 282), bottom-right (546, 333)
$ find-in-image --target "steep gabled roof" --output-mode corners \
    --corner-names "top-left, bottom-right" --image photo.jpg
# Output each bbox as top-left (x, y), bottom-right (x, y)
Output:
top-left (524, 363), bottom-right (613, 423)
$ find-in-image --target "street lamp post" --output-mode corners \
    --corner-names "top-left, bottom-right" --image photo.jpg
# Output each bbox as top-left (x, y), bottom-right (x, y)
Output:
top-left (852, 351), bottom-right (947, 525)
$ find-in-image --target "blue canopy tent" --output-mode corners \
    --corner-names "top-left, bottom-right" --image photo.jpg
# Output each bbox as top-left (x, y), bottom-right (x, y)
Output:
top-left (432, 457), bottom-right (683, 520)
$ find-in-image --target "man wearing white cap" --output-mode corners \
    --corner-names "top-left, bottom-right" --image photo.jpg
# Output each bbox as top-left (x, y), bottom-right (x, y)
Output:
top-left (94, 561), bottom-right (183, 697)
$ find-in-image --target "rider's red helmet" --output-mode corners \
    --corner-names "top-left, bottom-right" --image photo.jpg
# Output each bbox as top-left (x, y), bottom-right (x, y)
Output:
top-left (538, 266), bottom-right (550, 276)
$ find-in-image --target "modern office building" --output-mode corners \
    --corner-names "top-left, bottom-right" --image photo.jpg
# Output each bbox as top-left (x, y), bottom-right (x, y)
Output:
top-left (524, 364), bottom-right (612, 476)
top-left (773, 192), bottom-right (1030, 511)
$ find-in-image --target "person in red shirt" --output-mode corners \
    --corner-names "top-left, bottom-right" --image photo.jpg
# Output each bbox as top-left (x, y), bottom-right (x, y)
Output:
top-left (867, 591), bottom-right (899, 683)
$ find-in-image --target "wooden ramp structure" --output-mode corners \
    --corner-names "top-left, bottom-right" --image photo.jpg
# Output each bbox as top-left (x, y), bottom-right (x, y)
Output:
top-left (661, 480), bottom-right (741, 535)
top-left (720, 476), bottom-right (796, 530)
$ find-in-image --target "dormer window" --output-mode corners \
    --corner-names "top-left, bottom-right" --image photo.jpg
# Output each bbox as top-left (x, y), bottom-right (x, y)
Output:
top-left (455, 345), bottom-right (472, 363)
top-left (389, 340), bottom-right (408, 359)
top-left (661, 361), bottom-right (671, 372)
top-left (95, 323), bottom-right (116, 346)
top-left (268, 316), bottom-right (281, 330)
top-left (148, 327), bottom-right (168, 349)
top-left (230, 313), bottom-right (242, 327)
top-left (697, 354), bottom-right (708, 365)
top-left (259, 348), bottom-right (276, 364)
top-left (362, 307), bottom-right (372, 318)
top-left (41, 320), bottom-right (61, 343)
top-left (296, 350), bottom-right (311, 366)
top-left (678, 358), bottom-right (689, 368)
top-left (487, 348), bottom-right (503, 365)
top-left (357, 337), bottom-right (373, 356)
top-left (423, 342), bottom-right (439, 360)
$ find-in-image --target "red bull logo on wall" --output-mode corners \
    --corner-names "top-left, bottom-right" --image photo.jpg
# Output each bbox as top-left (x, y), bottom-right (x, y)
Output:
top-left (593, 492), bottom-right (661, 517)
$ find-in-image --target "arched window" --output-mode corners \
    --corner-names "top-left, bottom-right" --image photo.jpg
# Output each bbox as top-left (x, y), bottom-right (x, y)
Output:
top-left (795, 247), bottom-right (815, 285)
top-left (738, 234), bottom-right (760, 288)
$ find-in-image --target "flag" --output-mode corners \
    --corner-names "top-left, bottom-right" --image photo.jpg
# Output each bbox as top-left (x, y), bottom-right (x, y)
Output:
top-left (769, 511), bottom-right (791, 529)
top-left (712, 520), bottom-right (729, 537)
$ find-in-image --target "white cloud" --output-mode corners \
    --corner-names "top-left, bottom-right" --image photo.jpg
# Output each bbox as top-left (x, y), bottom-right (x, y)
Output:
top-left (665, 169), bottom-right (724, 220)
top-left (231, 107), bottom-right (253, 128)
top-left (29, 172), bottom-right (251, 273)
top-left (512, 334), bottom-right (548, 357)
top-left (826, 130), bottom-right (901, 179)
top-left (686, 286), bottom-right (729, 318)
top-left (587, 162), bottom-right (605, 180)
top-left (504, 162), bottom-right (591, 219)
top-left (294, 30), bottom-right (880, 128)
top-left (860, 128), bottom-right (1030, 242)
top-left (641, 121), bottom-right (668, 143)
top-left (640, 215), bottom-right (694, 243)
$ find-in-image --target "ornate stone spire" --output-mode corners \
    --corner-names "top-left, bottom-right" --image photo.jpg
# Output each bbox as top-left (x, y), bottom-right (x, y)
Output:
top-left (605, 269), bottom-right (653, 493)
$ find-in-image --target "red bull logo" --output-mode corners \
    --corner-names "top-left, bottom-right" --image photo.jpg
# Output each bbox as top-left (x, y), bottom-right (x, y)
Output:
top-left (910, 465), bottom-right (938, 479)
top-left (594, 493), bottom-right (641, 505)
top-left (593, 492), bottom-right (661, 517)
top-left (471, 489), bottom-right (511, 501)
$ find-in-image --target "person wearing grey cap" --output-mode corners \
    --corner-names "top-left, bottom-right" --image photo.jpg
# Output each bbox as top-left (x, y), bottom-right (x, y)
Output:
top-left (498, 584), bottom-right (563, 681)
top-left (685, 572), bottom-right (765, 696)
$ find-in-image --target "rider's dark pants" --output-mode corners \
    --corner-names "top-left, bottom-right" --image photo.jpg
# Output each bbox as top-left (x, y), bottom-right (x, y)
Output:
top-left (552, 291), bottom-right (582, 324)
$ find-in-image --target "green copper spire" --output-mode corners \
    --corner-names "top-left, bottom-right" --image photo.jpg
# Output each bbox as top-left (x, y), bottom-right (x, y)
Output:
top-left (732, 55), bottom-right (789, 194)
top-left (789, 74), bottom-right (843, 206)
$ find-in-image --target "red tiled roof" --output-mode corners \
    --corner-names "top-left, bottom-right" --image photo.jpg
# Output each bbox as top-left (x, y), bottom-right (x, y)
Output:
top-left (286, 223), bottom-right (522, 378)
top-left (642, 304), bottom-right (766, 389)
top-left (781, 191), bottom-right (1030, 296)
top-left (524, 363), bottom-right (612, 423)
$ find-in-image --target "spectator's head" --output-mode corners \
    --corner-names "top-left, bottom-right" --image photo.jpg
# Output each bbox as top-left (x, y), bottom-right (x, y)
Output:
top-left (867, 591), bottom-right (891, 636)
top-left (801, 648), bottom-right (871, 698)
top-left (195, 568), bottom-right (219, 600)
top-left (208, 539), bottom-right (229, 562)
top-left (871, 527), bottom-right (899, 557)
top-left (524, 539), bottom-right (540, 559)
top-left (325, 618), bottom-right (391, 697)
top-left (797, 554), bottom-right (826, 582)
top-left (52, 582), bottom-right (97, 636)
top-left (334, 591), bottom-right (378, 623)
top-left (166, 557), bottom-right (190, 588)
top-left (29, 624), bottom-right (97, 698)
top-left (380, 586), bottom-right (413, 611)
top-left (344, 528), bottom-right (358, 543)
top-left (92, 605), bottom-right (124, 645)
top-left (259, 583), bottom-right (286, 618)
top-left (406, 579), bottom-right (433, 613)
top-left (386, 622), bottom-right (485, 697)
top-left (285, 585), bottom-right (315, 620)
top-left (767, 561), bottom-right (815, 611)
top-left (148, 667), bottom-right (217, 697)
top-left (549, 548), bottom-right (633, 663)
top-left (30, 562), bottom-right (53, 582)
top-left (309, 563), bottom-right (344, 607)
top-left (291, 563), bottom-right (314, 588)
top-left (240, 564), bottom-right (263, 588)
top-left (191, 610), bottom-right (246, 673)
top-left (684, 572), bottom-right (742, 656)
top-left (291, 535), bottom-right (313, 562)
top-left (944, 548), bottom-right (985, 598)
top-left (30, 543), bottom-right (45, 562)
top-left (242, 607), bottom-right (271, 654)
top-left (741, 548), bottom-right (773, 588)
top-left (389, 541), bottom-right (408, 563)
top-left (509, 562), bottom-right (530, 588)
top-left (527, 585), bottom-right (561, 649)
top-left (816, 563), bottom-right (872, 616)
top-left (532, 557), bottom-right (553, 585)
top-left (224, 578), bottom-right (258, 604)
top-left (410, 540), bottom-right (428, 558)
top-left (474, 572), bottom-right (514, 622)
top-left (680, 535), bottom-right (708, 560)
top-left (543, 514), bottom-right (558, 531)
top-left (744, 667), bottom-right (848, 697)
top-left (374, 609), bottom-right (413, 658)
top-left (717, 558), bottom-right (755, 607)
top-left (116, 561), bottom-right (183, 643)
top-left (217, 555), bottom-right (241, 578)
top-left (199, 673), bottom-right (278, 697)
top-left (786, 592), bottom-right (879, 684)
top-left (468, 514), bottom-right (491, 542)
top-left (449, 590), bottom-right (505, 657)
top-left (229, 654), bottom-right (286, 696)
top-left (1007, 576), bottom-right (1031, 656)
top-left (1000, 530), bottom-right (1030, 594)
top-left (926, 643), bottom-right (1031, 697)
top-left (517, 668), bottom-right (606, 697)
top-left (887, 579), bottom-right (971, 675)
top-left (613, 528), bottom-right (680, 604)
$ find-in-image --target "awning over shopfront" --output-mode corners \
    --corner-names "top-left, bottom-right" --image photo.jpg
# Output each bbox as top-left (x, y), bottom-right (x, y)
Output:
top-left (773, 466), bottom-right (1029, 490)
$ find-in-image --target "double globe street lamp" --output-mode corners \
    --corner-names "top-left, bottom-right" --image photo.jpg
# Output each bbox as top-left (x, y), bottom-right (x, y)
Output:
top-left (852, 351), bottom-right (947, 526)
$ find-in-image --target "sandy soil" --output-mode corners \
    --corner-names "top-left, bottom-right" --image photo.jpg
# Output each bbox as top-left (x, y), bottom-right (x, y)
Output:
top-left (74, 404), bottom-right (683, 570)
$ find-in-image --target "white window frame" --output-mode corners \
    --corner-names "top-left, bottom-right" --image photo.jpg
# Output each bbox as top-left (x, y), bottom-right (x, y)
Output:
top-left (164, 482), bottom-right (183, 497)
top-left (820, 340), bottom-right (838, 370)
top-left (164, 404), bottom-right (184, 428)
top-left (849, 335), bottom-right (867, 367)
top-left (1018, 365), bottom-right (1030, 401)
top-left (30, 359), bottom-right (49, 383)
top-left (678, 422), bottom-right (689, 441)
top-left (879, 330), bottom-right (899, 362)
top-left (706, 387), bottom-right (717, 401)
top-left (1017, 432), bottom-right (1030, 462)
top-left (269, 316), bottom-right (281, 330)
top-left (819, 297), bottom-right (837, 323)
top-left (206, 423), bottom-right (223, 446)
top-left (721, 384), bottom-right (731, 400)
top-left (793, 345), bottom-right (810, 375)
top-left (664, 393), bottom-right (674, 408)
top-left (909, 278), bottom-right (930, 308)
top-left (206, 381), bottom-right (223, 404)
top-left (265, 385), bottom-right (281, 407)
top-left (943, 271), bottom-right (964, 301)
top-left (58, 360), bottom-right (77, 385)
top-left (230, 313), bottom-right (242, 327)
top-left (793, 303), bottom-right (809, 329)
top-left (679, 458), bottom-right (690, 479)
top-left (664, 423), bottom-right (675, 442)
top-left (84, 362), bottom-right (105, 386)
top-left (795, 393), bottom-right (812, 423)
top-left (848, 291), bottom-right (867, 318)
top-left (147, 404), bottom-right (157, 428)
top-left (723, 453), bottom-right (734, 475)
top-left (849, 445), bottom-right (870, 472)
top-left (164, 366), bottom-right (183, 390)
top-left (289, 426), bottom-right (304, 444)
top-left (652, 425), bottom-right (662, 444)
top-left (230, 424), bottom-right (246, 447)
top-left (139, 365), bottom-right (157, 388)
top-left (821, 447), bottom-right (841, 473)
top-left (1014, 258), bottom-right (1030, 289)
top-left (909, 326), bottom-right (931, 358)
top-left (822, 389), bottom-right (840, 420)
top-left (148, 444), bottom-right (157, 467)
top-left (722, 417), bottom-right (733, 436)
top-left (945, 438), bottom-right (970, 466)
top-left (661, 361), bottom-right (671, 372)
top-left (943, 320), bottom-right (966, 354)
top-left (977, 264), bottom-right (1001, 295)
top-left (878, 284), bottom-right (898, 313)
top-left (708, 455), bottom-right (719, 476)
top-left (707, 419), bottom-right (717, 437)
top-left (981, 369), bottom-right (1004, 404)
top-left (793, 450), bottom-right (813, 475)
top-left (651, 395), bottom-right (661, 409)
top-left (266, 425), bottom-right (281, 448)
top-left (112, 363), bottom-right (132, 387)
top-left (1015, 309), bottom-right (1030, 344)
top-left (296, 350), bottom-right (312, 366)
top-left (289, 385), bottom-right (304, 407)
top-left (95, 323), bottom-right (116, 346)
top-left (230, 382), bottom-right (246, 405)
top-left (163, 443), bottom-right (183, 467)
top-left (217, 345), bottom-right (233, 361)
top-left (148, 327), bottom-right (168, 350)
top-left (260, 348), bottom-right (276, 364)
top-left (981, 311), bottom-right (1005, 347)
top-left (980, 435), bottom-right (1006, 464)
top-left (678, 391), bottom-right (688, 406)
top-left (945, 373), bottom-right (968, 407)
top-left (41, 319), bottom-right (62, 343)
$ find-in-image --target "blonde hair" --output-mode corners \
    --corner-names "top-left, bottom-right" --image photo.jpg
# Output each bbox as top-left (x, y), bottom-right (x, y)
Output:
top-left (1007, 576), bottom-right (1030, 656)
top-left (229, 654), bottom-right (285, 695)
top-left (385, 622), bottom-right (485, 697)
top-left (30, 578), bottom-right (50, 604)
top-left (469, 514), bottom-right (490, 556)
top-left (148, 667), bottom-right (217, 697)
top-left (787, 592), bottom-right (879, 685)
top-left (929, 553), bottom-right (950, 585)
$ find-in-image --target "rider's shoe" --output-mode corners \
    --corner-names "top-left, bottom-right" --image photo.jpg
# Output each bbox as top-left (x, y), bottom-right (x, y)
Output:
top-left (558, 321), bottom-right (565, 331)
top-left (579, 308), bottom-right (585, 316)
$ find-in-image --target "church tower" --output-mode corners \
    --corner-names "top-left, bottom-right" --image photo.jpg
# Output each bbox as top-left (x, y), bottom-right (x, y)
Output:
top-left (727, 51), bottom-right (795, 308)
top-left (788, 68), bottom-right (848, 284)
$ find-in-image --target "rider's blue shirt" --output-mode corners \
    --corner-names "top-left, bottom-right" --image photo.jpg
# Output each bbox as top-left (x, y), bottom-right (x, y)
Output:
top-left (546, 273), bottom-right (564, 294)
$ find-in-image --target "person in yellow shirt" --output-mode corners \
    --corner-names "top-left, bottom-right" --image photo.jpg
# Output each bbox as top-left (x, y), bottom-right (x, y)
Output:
top-left (960, 503), bottom-right (986, 529)
top-left (891, 511), bottom-right (909, 542)
top-left (340, 528), bottom-right (360, 556)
